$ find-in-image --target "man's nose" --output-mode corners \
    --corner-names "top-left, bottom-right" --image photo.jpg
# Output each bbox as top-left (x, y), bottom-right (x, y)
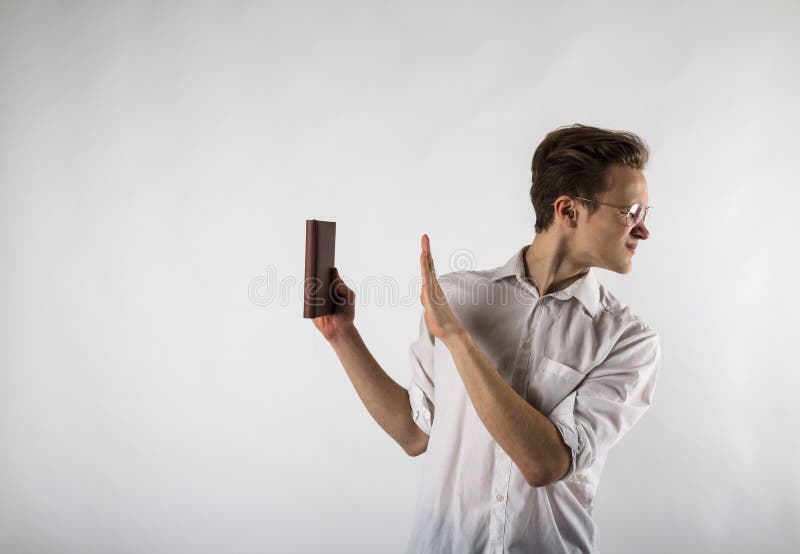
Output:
top-left (632, 221), bottom-right (650, 240)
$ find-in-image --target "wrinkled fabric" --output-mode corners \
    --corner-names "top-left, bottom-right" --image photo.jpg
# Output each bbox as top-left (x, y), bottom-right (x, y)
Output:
top-left (406, 244), bottom-right (661, 554)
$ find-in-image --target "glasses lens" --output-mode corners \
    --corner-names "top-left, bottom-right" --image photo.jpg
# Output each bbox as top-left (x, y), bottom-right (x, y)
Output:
top-left (628, 204), bottom-right (650, 226)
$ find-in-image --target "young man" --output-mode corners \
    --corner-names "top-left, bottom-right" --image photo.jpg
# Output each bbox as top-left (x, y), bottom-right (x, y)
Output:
top-left (313, 124), bottom-right (659, 553)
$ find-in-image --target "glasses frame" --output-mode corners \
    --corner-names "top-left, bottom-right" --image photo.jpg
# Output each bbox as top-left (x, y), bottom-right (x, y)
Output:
top-left (552, 196), bottom-right (652, 227)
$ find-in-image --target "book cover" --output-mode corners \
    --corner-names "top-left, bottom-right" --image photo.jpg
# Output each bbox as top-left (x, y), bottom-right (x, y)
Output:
top-left (304, 219), bottom-right (337, 318)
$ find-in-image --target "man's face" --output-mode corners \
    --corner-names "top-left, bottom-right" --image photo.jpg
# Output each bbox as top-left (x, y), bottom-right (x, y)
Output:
top-left (575, 163), bottom-right (651, 274)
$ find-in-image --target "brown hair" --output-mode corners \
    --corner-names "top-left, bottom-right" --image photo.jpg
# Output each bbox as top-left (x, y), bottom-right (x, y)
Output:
top-left (530, 123), bottom-right (649, 233)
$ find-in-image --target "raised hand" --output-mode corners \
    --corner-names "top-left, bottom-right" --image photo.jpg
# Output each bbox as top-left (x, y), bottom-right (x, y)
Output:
top-left (419, 234), bottom-right (465, 344)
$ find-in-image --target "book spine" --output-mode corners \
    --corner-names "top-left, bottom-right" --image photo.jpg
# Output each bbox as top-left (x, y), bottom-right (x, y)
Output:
top-left (304, 219), bottom-right (318, 318)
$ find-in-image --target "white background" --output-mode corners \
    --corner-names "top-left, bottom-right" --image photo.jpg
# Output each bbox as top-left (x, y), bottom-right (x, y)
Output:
top-left (1, 1), bottom-right (798, 552)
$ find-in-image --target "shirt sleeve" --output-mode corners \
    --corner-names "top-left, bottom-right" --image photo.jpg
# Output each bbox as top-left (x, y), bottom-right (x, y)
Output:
top-left (548, 320), bottom-right (661, 481)
top-left (408, 312), bottom-right (436, 436)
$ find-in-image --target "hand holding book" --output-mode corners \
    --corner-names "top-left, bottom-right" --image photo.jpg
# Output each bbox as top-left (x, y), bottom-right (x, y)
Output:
top-left (304, 219), bottom-right (356, 341)
top-left (312, 267), bottom-right (356, 342)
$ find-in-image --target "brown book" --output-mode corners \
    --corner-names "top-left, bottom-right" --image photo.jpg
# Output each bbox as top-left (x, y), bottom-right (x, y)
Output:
top-left (304, 219), bottom-right (337, 318)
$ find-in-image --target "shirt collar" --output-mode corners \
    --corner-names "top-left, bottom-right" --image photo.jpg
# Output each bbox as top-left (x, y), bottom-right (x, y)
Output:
top-left (490, 244), bottom-right (602, 317)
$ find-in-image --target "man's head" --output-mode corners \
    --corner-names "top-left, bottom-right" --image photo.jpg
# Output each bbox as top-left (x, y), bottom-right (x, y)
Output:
top-left (529, 124), bottom-right (652, 274)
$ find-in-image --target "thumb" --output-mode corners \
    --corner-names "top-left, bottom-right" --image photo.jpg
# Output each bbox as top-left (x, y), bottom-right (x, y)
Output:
top-left (332, 267), bottom-right (344, 287)
top-left (331, 267), bottom-right (349, 301)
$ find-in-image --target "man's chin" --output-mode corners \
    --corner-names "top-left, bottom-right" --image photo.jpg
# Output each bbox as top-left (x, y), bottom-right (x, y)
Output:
top-left (603, 258), bottom-right (633, 275)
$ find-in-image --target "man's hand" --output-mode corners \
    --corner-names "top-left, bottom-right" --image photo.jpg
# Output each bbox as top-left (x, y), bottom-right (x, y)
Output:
top-left (419, 234), bottom-right (465, 345)
top-left (312, 267), bottom-right (356, 342)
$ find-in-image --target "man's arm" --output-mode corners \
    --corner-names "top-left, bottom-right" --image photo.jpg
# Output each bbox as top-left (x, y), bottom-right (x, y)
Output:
top-left (417, 234), bottom-right (568, 485)
top-left (445, 330), bottom-right (571, 487)
top-left (329, 325), bottom-right (430, 457)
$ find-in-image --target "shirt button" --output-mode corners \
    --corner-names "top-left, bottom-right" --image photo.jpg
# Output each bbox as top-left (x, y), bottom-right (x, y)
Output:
top-left (496, 494), bottom-right (504, 502)
top-left (522, 339), bottom-right (531, 348)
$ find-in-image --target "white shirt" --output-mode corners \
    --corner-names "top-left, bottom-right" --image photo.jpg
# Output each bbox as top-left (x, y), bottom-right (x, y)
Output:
top-left (405, 244), bottom-right (661, 553)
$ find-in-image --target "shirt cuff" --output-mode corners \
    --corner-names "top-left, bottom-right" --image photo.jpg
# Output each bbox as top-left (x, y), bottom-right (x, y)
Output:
top-left (548, 391), bottom-right (580, 482)
top-left (408, 381), bottom-right (434, 436)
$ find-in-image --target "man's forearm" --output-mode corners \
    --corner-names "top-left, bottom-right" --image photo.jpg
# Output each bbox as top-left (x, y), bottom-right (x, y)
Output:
top-left (329, 326), bottom-right (427, 455)
top-left (444, 329), bottom-right (571, 486)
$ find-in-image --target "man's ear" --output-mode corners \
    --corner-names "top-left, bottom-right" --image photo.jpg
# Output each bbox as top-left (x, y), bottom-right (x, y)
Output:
top-left (566, 207), bottom-right (577, 228)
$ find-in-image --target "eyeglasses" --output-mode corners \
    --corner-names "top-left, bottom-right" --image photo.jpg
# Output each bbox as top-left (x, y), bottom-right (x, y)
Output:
top-left (553, 196), bottom-right (652, 227)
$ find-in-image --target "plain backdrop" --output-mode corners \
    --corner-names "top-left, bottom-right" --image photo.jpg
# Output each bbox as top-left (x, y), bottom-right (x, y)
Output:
top-left (1, 1), bottom-right (798, 552)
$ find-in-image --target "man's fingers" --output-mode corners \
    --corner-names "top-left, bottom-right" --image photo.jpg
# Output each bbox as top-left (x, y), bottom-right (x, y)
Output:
top-left (331, 267), bottom-right (354, 305)
top-left (420, 234), bottom-right (446, 307)
top-left (420, 252), bottom-right (429, 291)
top-left (421, 234), bottom-right (436, 275)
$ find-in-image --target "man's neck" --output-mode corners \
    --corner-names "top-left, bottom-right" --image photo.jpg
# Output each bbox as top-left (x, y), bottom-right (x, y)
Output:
top-left (523, 234), bottom-right (589, 297)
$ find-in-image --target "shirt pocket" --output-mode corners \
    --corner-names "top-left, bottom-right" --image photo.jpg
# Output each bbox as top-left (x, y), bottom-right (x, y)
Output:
top-left (526, 357), bottom-right (586, 416)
